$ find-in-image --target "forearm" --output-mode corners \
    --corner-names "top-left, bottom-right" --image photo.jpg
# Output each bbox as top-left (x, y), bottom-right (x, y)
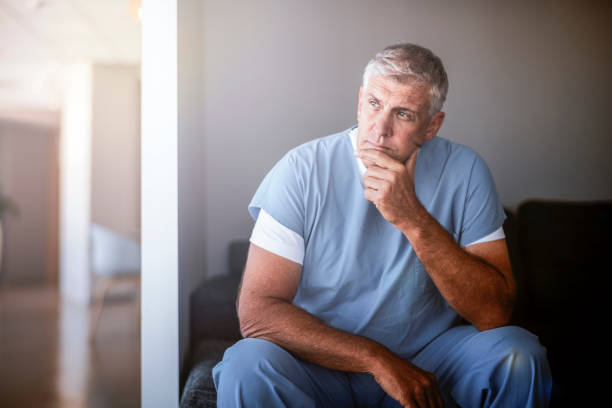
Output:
top-left (239, 295), bottom-right (444, 407)
top-left (238, 296), bottom-right (393, 374)
top-left (399, 207), bottom-right (515, 330)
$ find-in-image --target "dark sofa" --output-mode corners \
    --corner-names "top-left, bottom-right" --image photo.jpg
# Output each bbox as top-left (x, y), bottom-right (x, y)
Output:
top-left (181, 200), bottom-right (612, 408)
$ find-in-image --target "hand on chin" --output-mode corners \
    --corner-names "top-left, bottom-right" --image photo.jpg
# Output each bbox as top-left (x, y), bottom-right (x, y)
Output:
top-left (362, 158), bottom-right (377, 169)
top-left (359, 147), bottom-right (395, 169)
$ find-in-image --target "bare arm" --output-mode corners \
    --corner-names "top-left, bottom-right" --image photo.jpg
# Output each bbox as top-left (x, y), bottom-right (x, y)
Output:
top-left (238, 243), bottom-right (382, 371)
top-left (359, 148), bottom-right (516, 330)
top-left (398, 211), bottom-right (515, 331)
top-left (238, 243), bottom-right (443, 408)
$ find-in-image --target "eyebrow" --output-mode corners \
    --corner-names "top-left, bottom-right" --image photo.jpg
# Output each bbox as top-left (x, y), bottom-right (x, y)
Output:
top-left (395, 106), bottom-right (417, 114)
top-left (366, 93), bottom-right (418, 114)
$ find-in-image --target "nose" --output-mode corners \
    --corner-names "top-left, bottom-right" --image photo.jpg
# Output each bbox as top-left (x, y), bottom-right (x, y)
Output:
top-left (372, 112), bottom-right (392, 142)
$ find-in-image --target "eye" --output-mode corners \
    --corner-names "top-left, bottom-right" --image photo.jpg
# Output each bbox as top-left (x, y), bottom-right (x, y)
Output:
top-left (397, 111), bottom-right (414, 121)
top-left (368, 99), bottom-right (380, 108)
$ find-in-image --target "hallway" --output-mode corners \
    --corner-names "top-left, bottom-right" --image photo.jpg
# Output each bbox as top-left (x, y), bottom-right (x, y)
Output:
top-left (0, 285), bottom-right (140, 407)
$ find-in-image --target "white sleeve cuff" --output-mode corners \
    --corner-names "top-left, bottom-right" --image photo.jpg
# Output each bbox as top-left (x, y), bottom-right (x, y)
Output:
top-left (251, 209), bottom-right (504, 261)
top-left (250, 208), bottom-right (305, 265)
top-left (465, 226), bottom-right (506, 247)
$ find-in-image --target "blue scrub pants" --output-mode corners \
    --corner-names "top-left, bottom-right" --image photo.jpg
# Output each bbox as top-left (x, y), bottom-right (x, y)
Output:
top-left (213, 325), bottom-right (551, 407)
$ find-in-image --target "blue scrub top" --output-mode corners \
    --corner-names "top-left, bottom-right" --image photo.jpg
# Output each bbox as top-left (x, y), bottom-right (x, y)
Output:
top-left (249, 126), bottom-right (506, 359)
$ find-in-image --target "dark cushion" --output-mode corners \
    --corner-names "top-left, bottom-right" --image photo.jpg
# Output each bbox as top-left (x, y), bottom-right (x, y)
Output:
top-left (228, 240), bottom-right (250, 277)
top-left (190, 274), bottom-right (242, 347)
top-left (180, 340), bottom-right (236, 408)
top-left (518, 200), bottom-right (611, 327)
top-left (502, 207), bottom-right (528, 325)
top-left (183, 241), bottom-right (249, 407)
top-left (184, 275), bottom-right (242, 408)
top-left (517, 200), bottom-right (612, 405)
top-left (190, 240), bottom-right (250, 345)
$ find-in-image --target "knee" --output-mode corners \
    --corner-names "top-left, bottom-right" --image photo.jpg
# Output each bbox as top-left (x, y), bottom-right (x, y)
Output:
top-left (484, 326), bottom-right (548, 370)
top-left (213, 337), bottom-right (302, 401)
top-left (480, 326), bottom-right (552, 394)
top-left (221, 337), bottom-right (290, 365)
top-left (214, 338), bottom-right (291, 385)
top-left (213, 338), bottom-right (319, 407)
top-left (450, 326), bottom-right (552, 407)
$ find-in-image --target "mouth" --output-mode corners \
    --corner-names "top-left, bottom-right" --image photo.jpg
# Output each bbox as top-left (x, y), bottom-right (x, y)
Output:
top-left (361, 141), bottom-right (392, 152)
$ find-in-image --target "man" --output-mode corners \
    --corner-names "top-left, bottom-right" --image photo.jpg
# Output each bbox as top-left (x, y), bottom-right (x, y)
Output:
top-left (213, 43), bottom-right (551, 407)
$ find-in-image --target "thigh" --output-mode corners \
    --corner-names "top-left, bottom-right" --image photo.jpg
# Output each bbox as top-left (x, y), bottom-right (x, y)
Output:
top-left (213, 338), bottom-right (355, 408)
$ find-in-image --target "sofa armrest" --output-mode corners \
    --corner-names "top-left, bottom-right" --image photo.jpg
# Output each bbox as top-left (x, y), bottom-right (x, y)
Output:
top-left (181, 339), bottom-right (235, 408)
top-left (190, 274), bottom-right (242, 347)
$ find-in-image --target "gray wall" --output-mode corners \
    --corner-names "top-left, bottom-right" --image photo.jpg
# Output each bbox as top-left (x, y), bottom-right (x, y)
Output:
top-left (178, 0), bottom-right (206, 384)
top-left (198, 0), bottom-right (612, 279)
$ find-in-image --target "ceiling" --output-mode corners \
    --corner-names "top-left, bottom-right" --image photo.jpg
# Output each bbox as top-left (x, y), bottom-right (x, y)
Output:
top-left (0, 0), bottom-right (141, 113)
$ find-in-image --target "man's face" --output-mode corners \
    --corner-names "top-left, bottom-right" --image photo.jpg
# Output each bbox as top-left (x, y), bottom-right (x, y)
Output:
top-left (356, 75), bottom-right (445, 168)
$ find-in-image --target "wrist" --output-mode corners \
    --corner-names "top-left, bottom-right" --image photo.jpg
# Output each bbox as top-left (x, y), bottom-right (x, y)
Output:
top-left (395, 204), bottom-right (428, 238)
top-left (363, 342), bottom-right (396, 376)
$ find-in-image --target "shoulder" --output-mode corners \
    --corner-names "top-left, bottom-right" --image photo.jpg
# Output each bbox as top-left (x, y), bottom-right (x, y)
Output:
top-left (282, 128), bottom-right (352, 169)
top-left (425, 136), bottom-right (480, 163)
top-left (287, 128), bottom-right (352, 157)
top-left (422, 136), bottom-right (489, 177)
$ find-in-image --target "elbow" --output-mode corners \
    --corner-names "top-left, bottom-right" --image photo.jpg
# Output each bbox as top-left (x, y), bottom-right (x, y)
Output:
top-left (238, 314), bottom-right (259, 339)
top-left (474, 313), bottom-right (512, 331)
top-left (237, 296), bottom-right (271, 338)
top-left (475, 317), bottom-right (511, 332)
top-left (239, 321), bottom-right (256, 339)
top-left (474, 293), bottom-right (516, 332)
top-left (238, 295), bottom-right (289, 339)
top-left (237, 299), bottom-right (257, 338)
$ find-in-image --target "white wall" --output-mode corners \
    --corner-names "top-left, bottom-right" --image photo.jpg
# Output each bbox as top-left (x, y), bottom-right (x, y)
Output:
top-left (198, 0), bottom-right (612, 279)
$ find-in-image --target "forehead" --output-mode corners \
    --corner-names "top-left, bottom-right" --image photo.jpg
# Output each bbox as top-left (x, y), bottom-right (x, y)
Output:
top-left (364, 75), bottom-right (430, 111)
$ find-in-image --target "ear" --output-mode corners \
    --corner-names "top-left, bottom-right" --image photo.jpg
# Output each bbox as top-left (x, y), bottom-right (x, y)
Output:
top-left (424, 111), bottom-right (445, 141)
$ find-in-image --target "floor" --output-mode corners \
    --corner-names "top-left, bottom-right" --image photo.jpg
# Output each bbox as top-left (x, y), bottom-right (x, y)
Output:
top-left (0, 285), bottom-right (140, 408)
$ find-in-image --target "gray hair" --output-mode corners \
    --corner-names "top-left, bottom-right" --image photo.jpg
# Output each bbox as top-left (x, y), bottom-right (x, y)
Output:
top-left (362, 43), bottom-right (449, 115)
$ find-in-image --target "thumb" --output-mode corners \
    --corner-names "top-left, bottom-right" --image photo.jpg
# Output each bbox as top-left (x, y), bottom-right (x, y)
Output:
top-left (405, 148), bottom-right (420, 179)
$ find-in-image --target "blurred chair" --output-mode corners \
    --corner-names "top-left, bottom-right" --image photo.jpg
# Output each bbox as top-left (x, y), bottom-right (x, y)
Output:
top-left (89, 223), bottom-right (141, 343)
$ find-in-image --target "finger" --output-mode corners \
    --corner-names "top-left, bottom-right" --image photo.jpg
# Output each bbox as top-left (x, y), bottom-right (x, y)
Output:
top-left (364, 166), bottom-right (395, 182)
top-left (357, 148), bottom-right (398, 169)
top-left (356, 149), bottom-right (403, 171)
top-left (362, 176), bottom-right (388, 191)
top-left (363, 187), bottom-right (380, 203)
top-left (425, 388), bottom-right (439, 408)
top-left (422, 372), bottom-right (442, 408)
top-left (434, 387), bottom-right (444, 408)
top-left (403, 397), bottom-right (419, 408)
top-left (427, 379), bottom-right (444, 408)
top-left (413, 388), bottom-right (429, 408)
